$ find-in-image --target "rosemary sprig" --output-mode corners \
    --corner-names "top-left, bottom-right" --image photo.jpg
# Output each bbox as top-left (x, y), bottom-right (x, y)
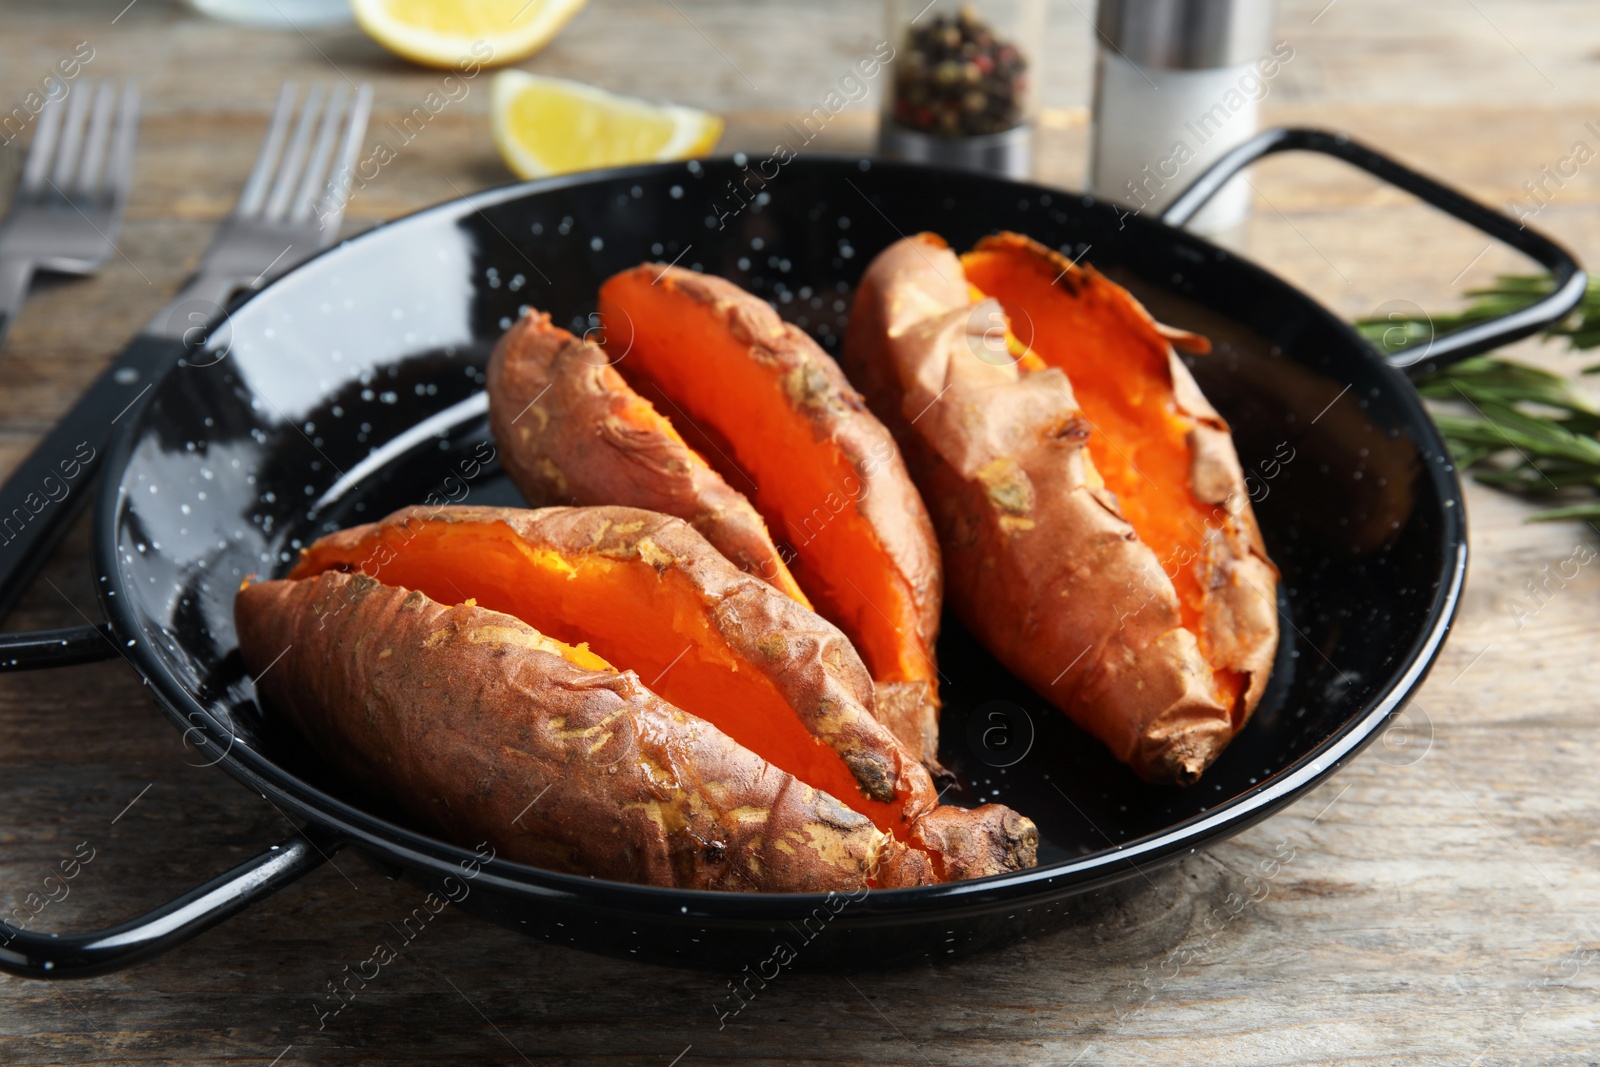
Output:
top-left (1353, 274), bottom-right (1600, 525)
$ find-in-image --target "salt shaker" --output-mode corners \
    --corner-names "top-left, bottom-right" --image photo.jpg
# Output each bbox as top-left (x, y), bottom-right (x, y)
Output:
top-left (1090, 0), bottom-right (1281, 234)
top-left (878, 0), bottom-right (1045, 179)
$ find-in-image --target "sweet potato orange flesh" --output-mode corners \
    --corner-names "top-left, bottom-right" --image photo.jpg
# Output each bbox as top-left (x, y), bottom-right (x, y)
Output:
top-left (960, 244), bottom-right (1245, 713)
top-left (292, 519), bottom-right (907, 832)
top-left (608, 388), bottom-right (812, 606)
top-left (511, 625), bottom-right (617, 673)
top-left (597, 272), bottom-right (930, 693)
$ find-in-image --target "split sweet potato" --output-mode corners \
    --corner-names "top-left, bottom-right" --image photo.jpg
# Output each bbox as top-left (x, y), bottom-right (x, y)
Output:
top-left (843, 233), bottom-right (1279, 785)
top-left (235, 505), bottom-right (1035, 891)
top-left (485, 266), bottom-right (945, 766)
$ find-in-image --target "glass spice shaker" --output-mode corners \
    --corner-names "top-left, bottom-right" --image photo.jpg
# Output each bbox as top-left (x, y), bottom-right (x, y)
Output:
top-left (878, 0), bottom-right (1045, 178)
top-left (1090, 0), bottom-right (1278, 235)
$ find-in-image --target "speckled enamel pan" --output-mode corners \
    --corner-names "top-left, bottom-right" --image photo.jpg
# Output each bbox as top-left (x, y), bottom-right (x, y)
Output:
top-left (0, 129), bottom-right (1584, 977)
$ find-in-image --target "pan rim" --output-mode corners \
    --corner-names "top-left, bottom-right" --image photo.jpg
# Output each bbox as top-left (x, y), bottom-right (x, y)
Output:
top-left (92, 155), bottom-right (1469, 919)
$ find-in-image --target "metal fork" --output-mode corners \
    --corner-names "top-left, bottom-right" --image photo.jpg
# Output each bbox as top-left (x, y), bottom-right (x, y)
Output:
top-left (0, 82), bottom-right (140, 346)
top-left (0, 81), bottom-right (373, 620)
top-left (156, 81), bottom-right (374, 328)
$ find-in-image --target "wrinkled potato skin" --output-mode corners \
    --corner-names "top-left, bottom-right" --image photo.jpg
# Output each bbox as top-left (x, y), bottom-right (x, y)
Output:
top-left (965, 232), bottom-right (1280, 735)
top-left (237, 571), bottom-right (894, 891)
top-left (294, 504), bottom-right (923, 806)
top-left (248, 504), bottom-right (1038, 888)
top-left (486, 312), bottom-right (795, 597)
top-left (843, 236), bottom-right (1277, 785)
top-left (603, 266), bottom-right (946, 767)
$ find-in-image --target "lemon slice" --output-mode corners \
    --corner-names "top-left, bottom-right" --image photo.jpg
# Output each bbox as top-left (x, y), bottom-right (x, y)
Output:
top-left (492, 70), bottom-right (724, 180)
top-left (351, 0), bottom-right (586, 69)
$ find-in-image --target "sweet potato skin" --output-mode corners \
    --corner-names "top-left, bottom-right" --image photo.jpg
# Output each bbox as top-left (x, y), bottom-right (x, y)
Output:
top-left (598, 265), bottom-right (946, 766)
top-left (843, 236), bottom-right (1277, 785)
top-left (486, 311), bottom-right (807, 604)
top-left (259, 504), bottom-right (1037, 886)
top-left (236, 571), bottom-right (894, 891)
top-left (292, 504), bottom-right (920, 807)
top-left (961, 232), bottom-right (1279, 726)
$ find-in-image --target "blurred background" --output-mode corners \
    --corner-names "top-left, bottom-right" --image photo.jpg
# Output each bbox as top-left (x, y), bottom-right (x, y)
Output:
top-left (6, 0), bottom-right (1598, 330)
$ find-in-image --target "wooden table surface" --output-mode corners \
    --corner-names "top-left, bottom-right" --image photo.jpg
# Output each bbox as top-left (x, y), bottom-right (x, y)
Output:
top-left (3, 1), bottom-right (1599, 1063)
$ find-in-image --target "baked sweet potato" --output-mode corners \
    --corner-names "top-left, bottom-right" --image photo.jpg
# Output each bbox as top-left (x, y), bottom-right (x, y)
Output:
top-left (842, 233), bottom-right (1279, 785)
top-left (235, 505), bottom-right (1035, 890)
top-left (485, 266), bottom-right (945, 766)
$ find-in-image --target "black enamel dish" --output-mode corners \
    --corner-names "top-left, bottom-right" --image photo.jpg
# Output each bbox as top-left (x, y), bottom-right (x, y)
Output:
top-left (0, 129), bottom-right (1584, 978)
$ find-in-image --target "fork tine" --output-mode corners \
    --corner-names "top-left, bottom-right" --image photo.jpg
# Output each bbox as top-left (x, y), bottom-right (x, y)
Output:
top-left (263, 85), bottom-right (325, 222)
top-left (103, 84), bottom-right (141, 205)
top-left (313, 83), bottom-right (373, 235)
top-left (237, 83), bottom-right (297, 218)
top-left (20, 92), bottom-right (66, 194)
top-left (49, 82), bottom-right (94, 191)
top-left (71, 82), bottom-right (118, 198)
top-left (288, 84), bottom-right (348, 223)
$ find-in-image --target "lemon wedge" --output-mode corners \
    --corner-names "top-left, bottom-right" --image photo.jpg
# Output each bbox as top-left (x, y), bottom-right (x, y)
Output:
top-left (492, 70), bottom-right (724, 180)
top-left (351, 0), bottom-right (586, 69)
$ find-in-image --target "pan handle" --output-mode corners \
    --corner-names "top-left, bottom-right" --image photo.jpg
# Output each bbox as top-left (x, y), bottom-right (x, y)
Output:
top-left (1159, 127), bottom-right (1588, 375)
top-left (0, 826), bottom-right (340, 979)
top-left (0, 624), bottom-right (341, 978)
top-left (0, 622), bottom-right (119, 670)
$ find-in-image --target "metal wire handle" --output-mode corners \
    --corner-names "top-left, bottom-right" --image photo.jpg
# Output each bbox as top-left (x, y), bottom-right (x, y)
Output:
top-left (1161, 127), bottom-right (1588, 375)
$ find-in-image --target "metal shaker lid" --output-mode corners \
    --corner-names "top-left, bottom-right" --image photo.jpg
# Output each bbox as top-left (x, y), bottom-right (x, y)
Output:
top-left (1095, 0), bottom-right (1276, 70)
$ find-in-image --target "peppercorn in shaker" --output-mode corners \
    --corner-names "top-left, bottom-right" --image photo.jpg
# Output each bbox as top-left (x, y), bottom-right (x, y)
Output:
top-left (879, 0), bottom-right (1044, 178)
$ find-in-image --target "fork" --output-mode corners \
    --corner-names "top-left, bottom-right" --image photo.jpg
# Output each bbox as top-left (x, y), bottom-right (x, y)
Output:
top-left (0, 81), bottom-right (373, 619)
top-left (156, 81), bottom-right (374, 324)
top-left (0, 82), bottom-right (140, 346)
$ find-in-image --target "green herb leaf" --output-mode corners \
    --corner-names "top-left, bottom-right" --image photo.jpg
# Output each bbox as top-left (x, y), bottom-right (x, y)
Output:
top-left (1528, 502), bottom-right (1600, 523)
top-left (1355, 274), bottom-right (1600, 530)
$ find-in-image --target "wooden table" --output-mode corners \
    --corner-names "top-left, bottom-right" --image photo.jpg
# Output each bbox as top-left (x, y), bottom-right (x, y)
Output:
top-left (2, 1), bottom-right (1597, 1062)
